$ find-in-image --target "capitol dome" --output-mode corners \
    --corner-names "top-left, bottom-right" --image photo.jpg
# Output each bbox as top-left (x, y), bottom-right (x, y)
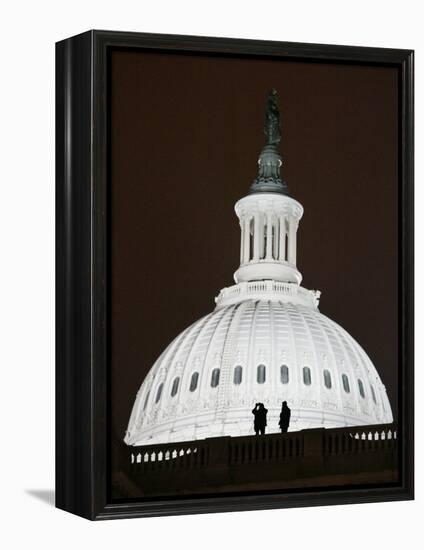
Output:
top-left (124, 90), bottom-right (392, 446)
top-left (125, 287), bottom-right (392, 446)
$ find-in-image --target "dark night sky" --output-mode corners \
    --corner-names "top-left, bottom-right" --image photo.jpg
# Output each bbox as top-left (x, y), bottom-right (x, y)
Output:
top-left (110, 49), bottom-right (399, 451)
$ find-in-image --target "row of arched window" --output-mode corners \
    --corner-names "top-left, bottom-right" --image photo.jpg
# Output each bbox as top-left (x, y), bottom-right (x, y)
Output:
top-left (144, 366), bottom-right (378, 408)
top-left (301, 367), bottom-right (377, 404)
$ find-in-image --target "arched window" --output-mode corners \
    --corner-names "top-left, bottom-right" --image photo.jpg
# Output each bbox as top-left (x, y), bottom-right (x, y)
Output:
top-left (256, 364), bottom-right (266, 384)
top-left (170, 377), bottom-right (180, 397)
top-left (370, 384), bottom-right (377, 404)
top-left (358, 378), bottom-right (365, 399)
top-left (211, 368), bottom-right (220, 388)
top-left (303, 366), bottom-right (311, 386)
top-left (155, 383), bottom-right (163, 404)
top-left (257, 364), bottom-right (266, 384)
top-left (143, 390), bottom-right (150, 410)
top-left (280, 365), bottom-right (289, 384)
top-left (233, 366), bottom-right (243, 385)
top-left (342, 374), bottom-right (350, 393)
top-left (189, 372), bottom-right (199, 392)
top-left (323, 369), bottom-right (332, 389)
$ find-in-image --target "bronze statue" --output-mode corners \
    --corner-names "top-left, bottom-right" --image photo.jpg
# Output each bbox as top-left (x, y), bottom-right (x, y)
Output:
top-left (264, 88), bottom-right (281, 145)
top-left (249, 88), bottom-right (289, 195)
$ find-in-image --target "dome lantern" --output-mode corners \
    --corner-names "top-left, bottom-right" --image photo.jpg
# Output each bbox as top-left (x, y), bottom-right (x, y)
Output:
top-left (234, 90), bottom-right (303, 286)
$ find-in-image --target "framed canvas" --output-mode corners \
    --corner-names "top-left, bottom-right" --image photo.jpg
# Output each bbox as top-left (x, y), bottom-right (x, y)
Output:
top-left (56, 30), bottom-right (414, 520)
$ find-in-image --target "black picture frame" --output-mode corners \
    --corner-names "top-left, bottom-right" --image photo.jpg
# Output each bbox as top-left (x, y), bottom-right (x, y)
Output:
top-left (56, 30), bottom-right (414, 520)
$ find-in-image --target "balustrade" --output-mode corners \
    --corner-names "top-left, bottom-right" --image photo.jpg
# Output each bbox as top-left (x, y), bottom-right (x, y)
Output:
top-left (129, 423), bottom-right (397, 474)
top-left (322, 424), bottom-right (397, 456)
top-left (228, 432), bottom-right (303, 465)
top-left (130, 442), bottom-right (209, 471)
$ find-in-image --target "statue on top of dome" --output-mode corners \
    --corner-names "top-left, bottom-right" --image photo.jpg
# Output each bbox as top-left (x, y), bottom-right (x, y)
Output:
top-left (264, 88), bottom-right (281, 145)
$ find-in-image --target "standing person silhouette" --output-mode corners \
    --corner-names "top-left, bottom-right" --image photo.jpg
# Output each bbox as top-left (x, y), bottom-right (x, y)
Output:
top-left (252, 403), bottom-right (268, 435)
top-left (279, 401), bottom-right (291, 433)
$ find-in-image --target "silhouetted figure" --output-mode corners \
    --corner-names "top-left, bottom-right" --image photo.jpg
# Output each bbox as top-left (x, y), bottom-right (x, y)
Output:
top-left (279, 401), bottom-right (291, 433)
top-left (252, 403), bottom-right (268, 435)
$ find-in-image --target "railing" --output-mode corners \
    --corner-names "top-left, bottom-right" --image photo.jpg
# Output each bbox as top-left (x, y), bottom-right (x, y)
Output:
top-left (129, 423), bottom-right (397, 472)
top-left (215, 280), bottom-right (320, 308)
top-left (219, 281), bottom-right (296, 298)
top-left (228, 432), bottom-right (304, 465)
top-left (323, 423), bottom-right (397, 456)
top-left (130, 440), bottom-right (210, 471)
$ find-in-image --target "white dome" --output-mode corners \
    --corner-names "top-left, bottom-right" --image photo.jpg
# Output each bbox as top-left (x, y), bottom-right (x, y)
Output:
top-left (125, 284), bottom-right (392, 446)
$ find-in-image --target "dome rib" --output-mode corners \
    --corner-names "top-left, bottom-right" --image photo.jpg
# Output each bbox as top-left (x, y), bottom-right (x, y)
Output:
top-left (305, 308), bottom-right (346, 422)
top-left (196, 305), bottom-right (235, 416)
top-left (330, 316), bottom-right (365, 419)
top-left (167, 310), bottom-right (218, 433)
top-left (334, 321), bottom-right (372, 419)
top-left (296, 305), bottom-right (325, 424)
top-left (246, 301), bottom-right (261, 404)
top-left (280, 302), bottom-right (300, 415)
top-left (318, 314), bottom-right (362, 421)
top-left (269, 301), bottom-right (277, 404)
top-left (216, 302), bottom-right (246, 418)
